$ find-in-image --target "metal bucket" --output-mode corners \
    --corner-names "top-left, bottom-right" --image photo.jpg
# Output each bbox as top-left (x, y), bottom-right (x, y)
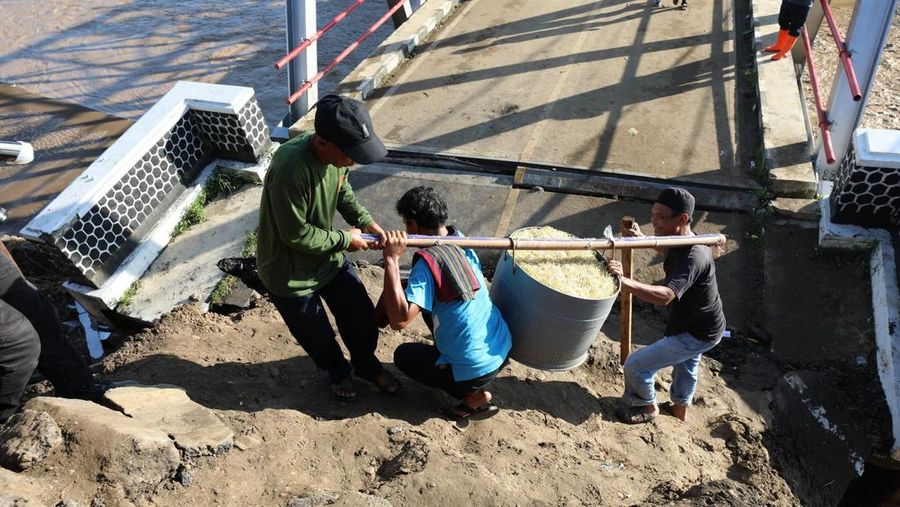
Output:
top-left (489, 237), bottom-right (620, 372)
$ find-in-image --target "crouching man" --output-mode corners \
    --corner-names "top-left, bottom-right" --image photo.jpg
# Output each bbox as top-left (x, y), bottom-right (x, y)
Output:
top-left (378, 186), bottom-right (512, 420)
top-left (608, 187), bottom-right (725, 424)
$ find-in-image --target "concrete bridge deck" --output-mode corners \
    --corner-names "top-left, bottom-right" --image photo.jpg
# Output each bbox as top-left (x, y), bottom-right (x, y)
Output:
top-left (366, 0), bottom-right (750, 188)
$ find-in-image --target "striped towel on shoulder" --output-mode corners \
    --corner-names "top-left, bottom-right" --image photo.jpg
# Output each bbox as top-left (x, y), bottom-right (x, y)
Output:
top-left (412, 244), bottom-right (480, 303)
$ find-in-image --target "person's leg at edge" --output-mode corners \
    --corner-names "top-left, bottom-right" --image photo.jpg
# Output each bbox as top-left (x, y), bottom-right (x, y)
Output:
top-left (270, 292), bottom-right (355, 398)
top-left (320, 262), bottom-right (398, 393)
top-left (669, 336), bottom-right (719, 421)
top-left (621, 333), bottom-right (712, 423)
top-left (2, 279), bottom-right (97, 397)
top-left (394, 343), bottom-right (499, 417)
top-left (0, 301), bottom-right (41, 422)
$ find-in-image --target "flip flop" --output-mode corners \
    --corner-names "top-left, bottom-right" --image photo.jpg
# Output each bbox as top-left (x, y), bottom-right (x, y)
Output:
top-left (441, 402), bottom-right (500, 421)
top-left (370, 370), bottom-right (401, 395)
top-left (617, 405), bottom-right (658, 424)
top-left (330, 376), bottom-right (358, 401)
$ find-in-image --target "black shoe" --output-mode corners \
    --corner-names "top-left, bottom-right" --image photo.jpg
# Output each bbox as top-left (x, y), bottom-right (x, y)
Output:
top-left (57, 377), bottom-right (114, 402)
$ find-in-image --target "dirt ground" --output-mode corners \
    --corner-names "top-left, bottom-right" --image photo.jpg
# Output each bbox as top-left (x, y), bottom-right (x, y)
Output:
top-left (6, 261), bottom-right (800, 506)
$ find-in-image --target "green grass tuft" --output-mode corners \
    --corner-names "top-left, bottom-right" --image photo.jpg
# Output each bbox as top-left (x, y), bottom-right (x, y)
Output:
top-left (119, 280), bottom-right (141, 307)
top-left (171, 190), bottom-right (207, 238)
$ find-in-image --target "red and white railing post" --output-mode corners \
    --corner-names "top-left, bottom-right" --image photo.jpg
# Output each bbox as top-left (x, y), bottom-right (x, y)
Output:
top-left (285, 0), bottom-right (318, 124)
top-left (801, 26), bottom-right (836, 164)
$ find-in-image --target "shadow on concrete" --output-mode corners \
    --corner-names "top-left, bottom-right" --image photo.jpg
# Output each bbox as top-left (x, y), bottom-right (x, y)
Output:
top-left (369, 0), bottom-right (740, 183)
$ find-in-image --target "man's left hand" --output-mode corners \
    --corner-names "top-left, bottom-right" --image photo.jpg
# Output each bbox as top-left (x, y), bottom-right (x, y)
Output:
top-left (364, 222), bottom-right (387, 249)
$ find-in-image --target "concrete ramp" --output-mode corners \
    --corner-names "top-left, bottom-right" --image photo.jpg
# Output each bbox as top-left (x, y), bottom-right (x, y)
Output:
top-left (367, 0), bottom-right (747, 187)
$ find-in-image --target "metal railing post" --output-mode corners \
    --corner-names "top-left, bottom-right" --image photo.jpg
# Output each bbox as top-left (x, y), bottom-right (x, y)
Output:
top-left (385, 0), bottom-right (412, 28)
top-left (816, 0), bottom-right (899, 179)
top-left (286, 0), bottom-right (318, 125)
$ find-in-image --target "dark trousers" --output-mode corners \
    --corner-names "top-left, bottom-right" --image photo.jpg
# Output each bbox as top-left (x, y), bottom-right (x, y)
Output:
top-left (779, 3), bottom-right (810, 36)
top-left (393, 342), bottom-right (505, 400)
top-left (269, 261), bottom-right (382, 382)
top-left (0, 257), bottom-right (94, 403)
top-left (0, 300), bottom-right (41, 422)
top-left (1, 278), bottom-right (94, 392)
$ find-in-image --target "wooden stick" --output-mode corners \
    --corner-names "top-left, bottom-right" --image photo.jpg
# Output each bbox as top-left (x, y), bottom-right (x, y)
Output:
top-left (360, 233), bottom-right (725, 250)
top-left (619, 217), bottom-right (634, 365)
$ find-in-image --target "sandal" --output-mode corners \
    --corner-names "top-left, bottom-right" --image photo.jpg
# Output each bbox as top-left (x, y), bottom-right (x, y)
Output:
top-left (441, 402), bottom-right (500, 421)
top-left (330, 376), bottom-right (358, 401)
top-left (617, 405), bottom-right (658, 424)
top-left (370, 370), bottom-right (401, 395)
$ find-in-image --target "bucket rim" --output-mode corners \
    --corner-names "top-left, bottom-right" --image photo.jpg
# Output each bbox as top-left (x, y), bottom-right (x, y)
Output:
top-left (499, 227), bottom-right (622, 302)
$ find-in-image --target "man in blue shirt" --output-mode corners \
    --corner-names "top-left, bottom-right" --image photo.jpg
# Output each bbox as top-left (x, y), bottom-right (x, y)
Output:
top-left (378, 186), bottom-right (512, 420)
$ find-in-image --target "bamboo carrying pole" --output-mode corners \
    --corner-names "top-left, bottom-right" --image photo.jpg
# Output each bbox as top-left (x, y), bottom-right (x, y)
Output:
top-left (619, 218), bottom-right (635, 365)
top-left (359, 233), bottom-right (726, 250)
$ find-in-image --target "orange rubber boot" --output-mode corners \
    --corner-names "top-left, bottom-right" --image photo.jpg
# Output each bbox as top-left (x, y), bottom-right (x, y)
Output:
top-left (764, 28), bottom-right (789, 53)
top-left (772, 34), bottom-right (798, 61)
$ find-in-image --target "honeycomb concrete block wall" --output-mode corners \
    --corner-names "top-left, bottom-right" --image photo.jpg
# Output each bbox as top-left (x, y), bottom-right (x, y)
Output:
top-left (21, 81), bottom-right (270, 309)
top-left (830, 129), bottom-right (900, 228)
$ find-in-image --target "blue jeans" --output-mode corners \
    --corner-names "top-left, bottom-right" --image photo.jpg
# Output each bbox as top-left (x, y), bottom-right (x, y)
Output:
top-left (623, 332), bottom-right (720, 407)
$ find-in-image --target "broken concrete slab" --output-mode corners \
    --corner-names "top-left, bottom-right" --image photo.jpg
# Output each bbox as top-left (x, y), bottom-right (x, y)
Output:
top-left (287, 492), bottom-right (393, 507)
top-left (771, 197), bottom-right (822, 222)
top-left (0, 468), bottom-right (53, 506)
top-left (0, 409), bottom-right (62, 471)
top-left (104, 385), bottom-right (233, 457)
top-left (765, 223), bottom-right (874, 364)
top-left (24, 396), bottom-right (180, 499)
top-left (120, 184), bottom-right (262, 323)
top-left (773, 371), bottom-right (875, 503)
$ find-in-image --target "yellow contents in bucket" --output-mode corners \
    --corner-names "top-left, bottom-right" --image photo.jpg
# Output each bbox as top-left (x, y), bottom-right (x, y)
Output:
top-left (509, 226), bottom-right (618, 300)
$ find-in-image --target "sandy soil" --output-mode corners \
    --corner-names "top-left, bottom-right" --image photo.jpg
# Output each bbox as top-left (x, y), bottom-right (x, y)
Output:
top-left (10, 263), bottom-right (800, 506)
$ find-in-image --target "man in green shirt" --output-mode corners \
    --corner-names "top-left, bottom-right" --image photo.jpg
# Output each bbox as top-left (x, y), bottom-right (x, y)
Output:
top-left (257, 95), bottom-right (399, 400)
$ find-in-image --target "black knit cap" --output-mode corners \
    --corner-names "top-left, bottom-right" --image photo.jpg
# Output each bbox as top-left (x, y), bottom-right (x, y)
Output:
top-left (314, 94), bottom-right (387, 164)
top-left (655, 187), bottom-right (695, 219)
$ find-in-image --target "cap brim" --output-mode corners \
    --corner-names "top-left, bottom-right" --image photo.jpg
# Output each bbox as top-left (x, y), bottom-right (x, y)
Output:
top-left (341, 134), bottom-right (387, 165)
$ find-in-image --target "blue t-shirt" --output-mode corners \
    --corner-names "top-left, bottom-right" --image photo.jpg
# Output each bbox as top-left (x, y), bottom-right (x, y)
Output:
top-left (405, 247), bottom-right (512, 381)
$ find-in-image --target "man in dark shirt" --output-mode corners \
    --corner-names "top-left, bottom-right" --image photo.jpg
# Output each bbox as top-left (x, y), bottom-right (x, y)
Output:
top-left (607, 187), bottom-right (725, 424)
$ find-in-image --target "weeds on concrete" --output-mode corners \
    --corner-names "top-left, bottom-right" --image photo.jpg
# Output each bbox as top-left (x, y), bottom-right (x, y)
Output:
top-left (744, 67), bottom-right (759, 92)
top-left (753, 145), bottom-right (768, 181)
top-left (204, 171), bottom-right (246, 202)
top-left (209, 230), bottom-right (258, 304)
top-left (119, 280), bottom-right (141, 308)
top-left (171, 190), bottom-right (207, 238)
top-left (747, 201), bottom-right (774, 248)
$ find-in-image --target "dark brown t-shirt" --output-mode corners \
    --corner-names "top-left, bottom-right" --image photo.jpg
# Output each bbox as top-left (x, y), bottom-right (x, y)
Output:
top-left (662, 244), bottom-right (726, 342)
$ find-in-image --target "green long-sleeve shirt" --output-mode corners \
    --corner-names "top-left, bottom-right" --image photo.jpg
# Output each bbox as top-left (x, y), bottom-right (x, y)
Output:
top-left (257, 133), bottom-right (374, 297)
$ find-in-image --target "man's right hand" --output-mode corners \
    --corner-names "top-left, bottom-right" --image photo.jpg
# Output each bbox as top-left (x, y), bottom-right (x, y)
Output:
top-left (622, 221), bottom-right (643, 238)
top-left (346, 228), bottom-right (369, 252)
top-left (607, 259), bottom-right (624, 277)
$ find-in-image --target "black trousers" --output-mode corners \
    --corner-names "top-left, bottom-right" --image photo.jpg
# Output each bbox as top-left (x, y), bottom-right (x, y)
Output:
top-left (779, 2), bottom-right (811, 36)
top-left (0, 258), bottom-right (94, 406)
top-left (269, 260), bottom-right (382, 383)
top-left (393, 342), bottom-right (506, 400)
top-left (0, 300), bottom-right (40, 422)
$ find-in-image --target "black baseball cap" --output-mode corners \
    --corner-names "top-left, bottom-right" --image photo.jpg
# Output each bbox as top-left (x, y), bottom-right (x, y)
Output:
top-left (314, 94), bottom-right (387, 164)
top-left (655, 187), bottom-right (695, 219)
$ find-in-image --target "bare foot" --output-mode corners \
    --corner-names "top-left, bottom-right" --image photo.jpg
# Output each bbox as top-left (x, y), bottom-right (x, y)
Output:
top-left (671, 403), bottom-right (687, 422)
top-left (462, 389), bottom-right (491, 409)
